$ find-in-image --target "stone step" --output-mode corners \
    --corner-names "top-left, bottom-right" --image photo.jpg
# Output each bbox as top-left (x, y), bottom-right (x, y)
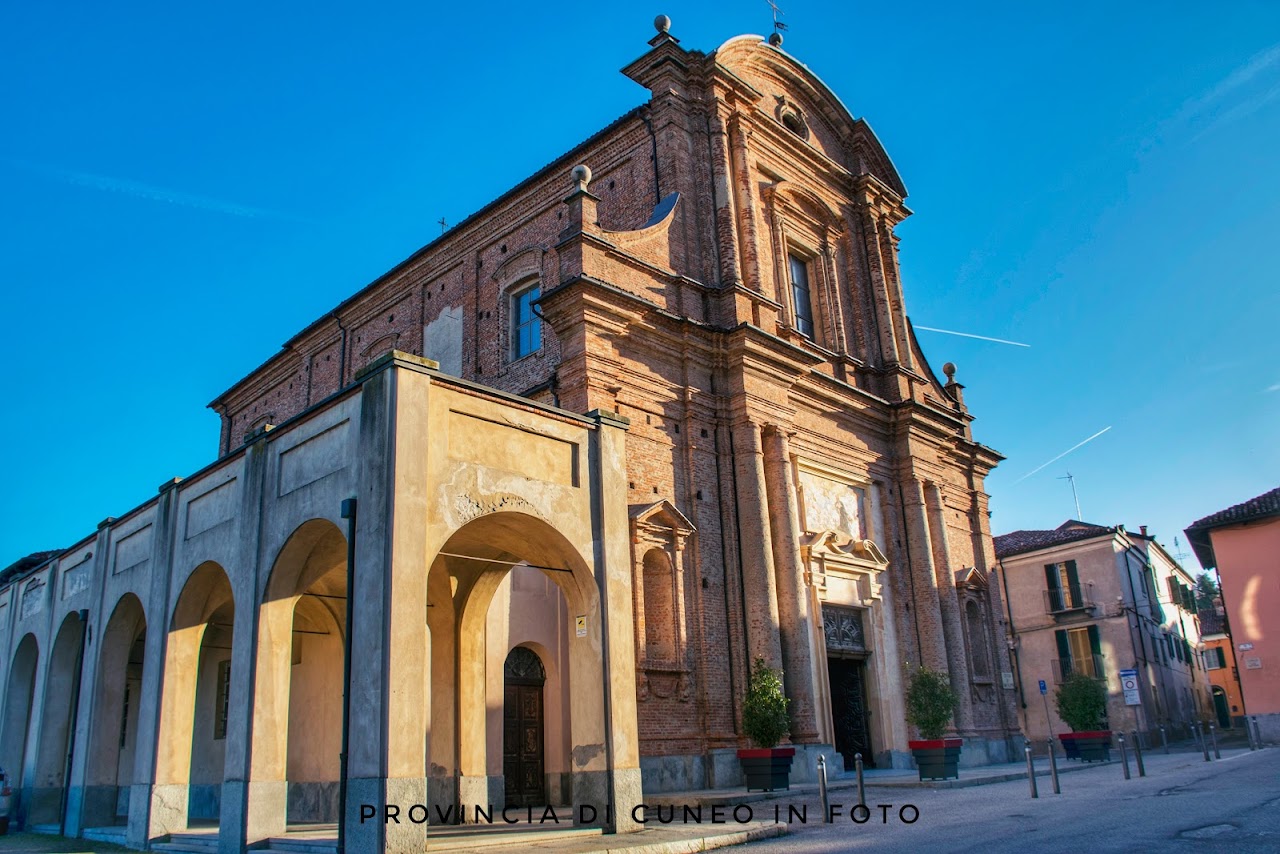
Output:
top-left (257, 838), bottom-right (339, 854)
top-left (83, 826), bottom-right (130, 845)
top-left (153, 832), bottom-right (221, 853)
top-left (29, 823), bottom-right (61, 835)
top-left (422, 826), bottom-right (603, 851)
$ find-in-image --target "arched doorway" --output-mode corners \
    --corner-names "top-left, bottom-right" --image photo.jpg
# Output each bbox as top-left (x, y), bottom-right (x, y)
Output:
top-left (31, 612), bottom-right (86, 827)
top-left (256, 519), bottom-right (346, 825)
top-left (83, 594), bottom-right (146, 829)
top-left (0, 634), bottom-right (39, 827)
top-left (433, 510), bottom-right (602, 817)
top-left (503, 647), bottom-right (547, 807)
top-left (1212, 687), bottom-right (1230, 729)
top-left (152, 561), bottom-right (234, 832)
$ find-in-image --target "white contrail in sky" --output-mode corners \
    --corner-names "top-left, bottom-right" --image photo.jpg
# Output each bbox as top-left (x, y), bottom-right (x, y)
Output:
top-left (914, 325), bottom-right (1031, 348)
top-left (5, 158), bottom-right (310, 222)
top-left (1013, 426), bottom-right (1113, 484)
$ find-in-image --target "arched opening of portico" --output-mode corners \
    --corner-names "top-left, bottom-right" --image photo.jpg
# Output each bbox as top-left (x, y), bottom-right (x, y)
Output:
top-left (152, 560), bottom-right (235, 832)
top-left (254, 519), bottom-right (346, 826)
top-left (430, 511), bottom-right (603, 820)
top-left (30, 611), bottom-right (86, 827)
top-left (0, 634), bottom-right (39, 826)
top-left (82, 593), bottom-right (146, 829)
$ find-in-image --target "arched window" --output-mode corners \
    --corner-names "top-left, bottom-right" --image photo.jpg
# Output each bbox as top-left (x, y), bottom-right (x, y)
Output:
top-left (642, 549), bottom-right (676, 662)
top-left (965, 599), bottom-right (991, 680)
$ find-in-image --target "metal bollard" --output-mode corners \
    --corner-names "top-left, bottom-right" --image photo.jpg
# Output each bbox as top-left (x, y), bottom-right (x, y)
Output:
top-left (1118, 733), bottom-right (1131, 780)
top-left (1025, 741), bottom-right (1038, 798)
top-left (855, 753), bottom-right (865, 808)
top-left (1159, 724), bottom-right (1169, 755)
top-left (1191, 722), bottom-right (1201, 751)
top-left (1247, 718), bottom-right (1257, 751)
top-left (1132, 730), bottom-right (1145, 777)
top-left (817, 754), bottom-right (831, 823)
top-left (1046, 736), bottom-right (1060, 794)
top-left (1201, 723), bottom-right (1211, 762)
top-left (1253, 716), bottom-right (1264, 748)
top-left (1209, 723), bottom-right (1220, 760)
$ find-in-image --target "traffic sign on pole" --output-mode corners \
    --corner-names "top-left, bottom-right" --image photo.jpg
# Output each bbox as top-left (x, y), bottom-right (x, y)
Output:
top-left (1120, 668), bottom-right (1141, 705)
top-left (1039, 679), bottom-right (1047, 695)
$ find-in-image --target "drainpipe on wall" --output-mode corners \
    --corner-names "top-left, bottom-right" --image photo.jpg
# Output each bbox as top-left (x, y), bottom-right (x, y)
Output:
top-left (58, 608), bottom-right (90, 837)
top-left (338, 498), bottom-right (357, 853)
top-left (997, 561), bottom-right (1026, 710)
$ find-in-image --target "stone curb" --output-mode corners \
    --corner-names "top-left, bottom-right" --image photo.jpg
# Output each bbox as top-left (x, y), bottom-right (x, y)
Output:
top-left (578, 823), bottom-right (786, 853)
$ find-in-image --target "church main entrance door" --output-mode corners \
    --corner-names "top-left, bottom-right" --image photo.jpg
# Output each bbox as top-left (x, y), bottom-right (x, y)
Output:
top-left (503, 647), bottom-right (547, 807)
top-left (828, 657), bottom-right (873, 768)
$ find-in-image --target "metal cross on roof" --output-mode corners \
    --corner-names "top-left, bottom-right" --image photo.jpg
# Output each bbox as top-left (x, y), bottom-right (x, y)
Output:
top-left (766, 0), bottom-right (788, 33)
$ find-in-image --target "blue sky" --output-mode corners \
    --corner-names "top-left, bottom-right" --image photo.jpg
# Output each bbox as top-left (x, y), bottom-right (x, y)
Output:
top-left (2, 1), bottom-right (1278, 570)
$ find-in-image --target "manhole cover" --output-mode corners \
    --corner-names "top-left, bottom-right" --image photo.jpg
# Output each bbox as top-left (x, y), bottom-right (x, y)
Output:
top-left (1180, 824), bottom-right (1236, 839)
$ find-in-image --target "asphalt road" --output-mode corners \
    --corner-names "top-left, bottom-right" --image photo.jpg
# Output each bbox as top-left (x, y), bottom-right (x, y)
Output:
top-left (737, 747), bottom-right (1280, 853)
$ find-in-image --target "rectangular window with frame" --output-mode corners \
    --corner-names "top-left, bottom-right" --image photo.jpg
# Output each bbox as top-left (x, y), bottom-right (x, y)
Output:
top-left (1205, 647), bottom-right (1226, 670)
top-left (215, 659), bottom-right (231, 740)
top-left (511, 284), bottom-right (542, 360)
top-left (787, 253), bottom-right (814, 338)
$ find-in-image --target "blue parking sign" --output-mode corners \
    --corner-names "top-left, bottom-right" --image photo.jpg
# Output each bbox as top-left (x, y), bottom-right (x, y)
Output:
top-left (1038, 679), bottom-right (1047, 695)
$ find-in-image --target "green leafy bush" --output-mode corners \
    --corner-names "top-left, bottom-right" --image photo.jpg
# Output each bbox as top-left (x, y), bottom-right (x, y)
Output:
top-left (742, 657), bottom-right (791, 748)
top-left (905, 667), bottom-right (957, 740)
top-left (1054, 672), bottom-right (1108, 732)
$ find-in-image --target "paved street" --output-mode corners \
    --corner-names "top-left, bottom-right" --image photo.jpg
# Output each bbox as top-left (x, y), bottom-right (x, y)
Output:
top-left (737, 747), bottom-right (1279, 854)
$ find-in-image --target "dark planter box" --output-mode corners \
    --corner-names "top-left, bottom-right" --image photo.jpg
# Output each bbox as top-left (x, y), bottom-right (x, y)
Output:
top-left (737, 747), bottom-right (795, 792)
top-left (1059, 731), bottom-right (1111, 762)
top-left (908, 737), bottom-right (962, 781)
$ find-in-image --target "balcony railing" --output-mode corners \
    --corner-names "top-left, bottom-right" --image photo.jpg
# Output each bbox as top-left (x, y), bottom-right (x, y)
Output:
top-left (1044, 582), bottom-right (1094, 614)
top-left (1052, 654), bottom-right (1106, 683)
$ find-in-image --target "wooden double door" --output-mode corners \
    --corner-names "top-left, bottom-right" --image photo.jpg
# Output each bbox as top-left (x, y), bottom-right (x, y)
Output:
top-left (502, 647), bottom-right (547, 807)
top-left (828, 656), bottom-right (874, 768)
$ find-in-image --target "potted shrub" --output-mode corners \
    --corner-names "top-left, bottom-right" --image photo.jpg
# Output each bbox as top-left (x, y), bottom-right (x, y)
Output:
top-left (905, 666), bottom-right (961, 780)
top-left (1055, 672), bottom-right (1111, 762)
top-left (736, 657), bottom-right (794, 791)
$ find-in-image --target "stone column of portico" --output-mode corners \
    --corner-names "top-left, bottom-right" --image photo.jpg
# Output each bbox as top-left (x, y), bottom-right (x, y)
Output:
top-left (64, 519), bottom-right (117, 836)
top-left (901, 479), bottom-right (948, 674)
top-left (137, 483), bottom-right (184, 848)
top-left (222, 437), bottom-right (279, 854)
top-left (761, 425), bottom-right (819, 742)
top-left (343, 362), bottom-right (431, 854)
top-left (586, 409), bottom-right (643, 832)
top-left (731, 423), bottom-right (784, 672)
top-left (925, 482), bottom-right (975, 733)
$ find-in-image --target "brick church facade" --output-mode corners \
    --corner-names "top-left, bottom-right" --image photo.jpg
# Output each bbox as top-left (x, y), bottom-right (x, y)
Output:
top-left (0, 21), bottom-right (1019, 852)
top-left (210, 23), bottom-right (1020, 777)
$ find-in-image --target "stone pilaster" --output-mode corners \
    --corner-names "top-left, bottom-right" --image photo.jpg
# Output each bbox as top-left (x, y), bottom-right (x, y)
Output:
top-left (761, 425), bottom-right (818, 742)
top-left (731, 423), bottom-right (784, 672)
top-left (925, 482), bottom-right (974, 733)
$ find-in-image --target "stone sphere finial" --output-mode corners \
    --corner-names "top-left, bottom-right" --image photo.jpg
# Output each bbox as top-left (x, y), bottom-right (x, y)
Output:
top-left (767, 32), bottom-right (783, 47)
top-left (571, 164), bottom-right (592, 190)
top-left (654, 15), bottom-right (671, 34)
top-left (942, 362), bottom-right (957, 381)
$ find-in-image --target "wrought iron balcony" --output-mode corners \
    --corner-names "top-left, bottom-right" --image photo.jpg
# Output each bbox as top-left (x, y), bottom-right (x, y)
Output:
top-left (1044, 582), bottom-right (1094, 615)
top-left (1052, 654), bottom-right (1106, 684)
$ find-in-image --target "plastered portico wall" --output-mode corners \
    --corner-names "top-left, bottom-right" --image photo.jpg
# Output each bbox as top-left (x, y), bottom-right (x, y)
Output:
top-left (0, 353), bottom-right (641, 852)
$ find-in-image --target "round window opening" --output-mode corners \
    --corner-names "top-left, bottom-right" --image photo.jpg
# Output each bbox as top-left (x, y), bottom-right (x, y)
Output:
top-left (781, 110), bottom-right (808, 139)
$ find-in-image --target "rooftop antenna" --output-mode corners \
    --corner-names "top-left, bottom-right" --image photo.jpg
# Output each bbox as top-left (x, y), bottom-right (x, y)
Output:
top-left (1171, 536), bottom-right (1193, 565)
top-left (766, 0), bottom-right (787, 45)
top-left (437, 217), bottom-right (448, 235)
top-left (1058, 471), bottom-right (1082, 521)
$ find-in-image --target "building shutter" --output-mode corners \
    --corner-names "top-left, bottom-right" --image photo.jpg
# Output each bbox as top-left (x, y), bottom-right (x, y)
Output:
top-left (1087, 624), bottom-right (1102, 659)
top-left (1065, 560), bottom-right (1080, 589)
top-left (1045, 564), bottom-right (1061, 591)
top-left (1056, 629), bottom-right (1071, 670)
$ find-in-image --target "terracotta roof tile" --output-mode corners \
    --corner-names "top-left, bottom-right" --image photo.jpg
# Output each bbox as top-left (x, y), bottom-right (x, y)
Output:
top-left (994, 520), bottom-right (1114, 559)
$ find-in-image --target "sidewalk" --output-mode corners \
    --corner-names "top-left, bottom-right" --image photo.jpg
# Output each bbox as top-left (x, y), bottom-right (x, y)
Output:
top-left (642, 739), bottom-right (1266, 808)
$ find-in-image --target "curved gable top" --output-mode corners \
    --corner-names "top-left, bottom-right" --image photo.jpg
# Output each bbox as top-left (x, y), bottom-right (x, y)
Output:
top-left (711, 35), bottom-right (908, 198)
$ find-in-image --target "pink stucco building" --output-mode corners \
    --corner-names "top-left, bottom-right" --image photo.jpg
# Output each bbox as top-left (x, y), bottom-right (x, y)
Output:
top-left (1186, 486), bottom-right (1280, 741)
